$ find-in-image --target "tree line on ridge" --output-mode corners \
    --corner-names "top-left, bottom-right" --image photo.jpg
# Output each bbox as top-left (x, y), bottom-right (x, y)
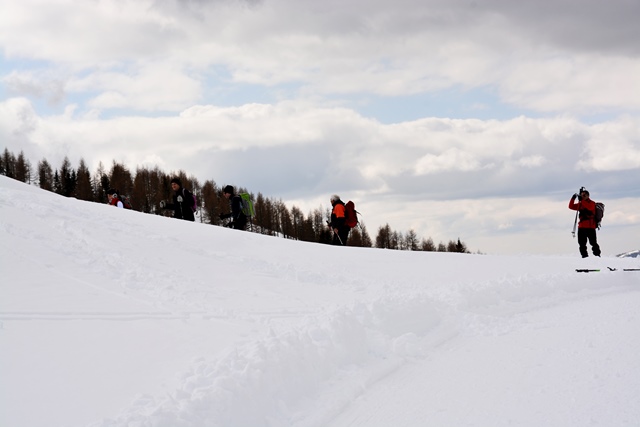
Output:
top-left (1, 147), bottom-right (472, 253)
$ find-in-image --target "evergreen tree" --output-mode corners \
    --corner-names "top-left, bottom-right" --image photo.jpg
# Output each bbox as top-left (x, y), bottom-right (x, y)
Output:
top-left (15, 151), bottom-right (31, 183)
top-left (75, 159), bottom-right (93, 201)
top-left (359, 223), bottom-right (373, 247)
top-left (0, 148), bottom-right (5, 176)
top-left (2, 148), bottom-right (16, 178)
top-left (37, 159), bottom-right (54, 191)
top-left (59, 156), bottom-right (75, 197)
top-left (53, 170), bottom-right (62, 194)
top-left (93, 161), bottom-right (108, 203)
top-left (455, 238), bottom-right (468, 253)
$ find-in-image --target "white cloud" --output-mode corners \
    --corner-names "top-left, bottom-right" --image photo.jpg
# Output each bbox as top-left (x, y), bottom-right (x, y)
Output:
top-left (89, 92), bottom-right (128, 110)
top-left (69, 63), bottom-right (203, 112)
top-left (577, 117), bottom-right (640, 171)
top-left (2, 97), bottom-right (637, 199)
top-left (0, 97), bottom-right (39, 137)
top-left (517, 155), bottom-right (546, 168)
top-left (501, 55), bottom-right (640, 112)
top-left (415, 148), bottom-right (485, 175)
top-left (2, 0), bottom-right (639, 115)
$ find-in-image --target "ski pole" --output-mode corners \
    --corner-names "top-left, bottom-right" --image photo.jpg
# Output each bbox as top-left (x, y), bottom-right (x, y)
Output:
top-left (571, 209), bottom-right (578, 238)
top-left (333, 228), bottom-right (343, 245)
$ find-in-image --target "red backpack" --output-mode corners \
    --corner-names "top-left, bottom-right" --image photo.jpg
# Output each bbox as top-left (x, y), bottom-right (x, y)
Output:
top-left (344, 200), bottom-right (359, 228)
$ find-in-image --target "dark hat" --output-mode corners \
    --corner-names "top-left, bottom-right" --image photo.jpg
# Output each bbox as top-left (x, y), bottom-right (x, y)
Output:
top-left (107, 188), bottom-right (118, 196)
top-left (223, 185), bottom-right (234, 195)
top-left (170, 177), bottom-right (182, 187)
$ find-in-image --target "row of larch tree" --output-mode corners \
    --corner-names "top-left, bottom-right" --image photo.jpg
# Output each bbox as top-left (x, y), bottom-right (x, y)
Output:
top-left (1, 147), bottom-right (472, 252)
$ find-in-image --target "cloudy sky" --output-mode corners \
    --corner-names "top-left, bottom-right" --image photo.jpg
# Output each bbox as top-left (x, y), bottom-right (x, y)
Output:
top-left (1, 0), bottom-right (639, 255)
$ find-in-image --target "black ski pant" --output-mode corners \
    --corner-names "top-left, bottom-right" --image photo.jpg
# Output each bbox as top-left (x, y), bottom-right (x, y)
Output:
top-left (577, 228), bottom-right (601, 258)
top-left (332, 226), bottom-right (350, 246)
top-left (233, 216), bottom-right (247, 230)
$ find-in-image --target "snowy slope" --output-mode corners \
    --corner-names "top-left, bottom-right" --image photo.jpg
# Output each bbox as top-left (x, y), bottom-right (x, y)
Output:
top-left (1, 176), bottom-right (639, 427)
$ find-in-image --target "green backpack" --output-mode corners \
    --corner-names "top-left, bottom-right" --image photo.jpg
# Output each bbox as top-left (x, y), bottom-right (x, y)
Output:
top-left (239, 193), bottom-right (255, 217)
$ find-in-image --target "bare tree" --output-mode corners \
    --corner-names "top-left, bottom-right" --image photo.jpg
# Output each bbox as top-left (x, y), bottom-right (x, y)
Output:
top-left (132, 166), bottom-right (165, 213)
top-left (201, 179), bottom-right (223, 224)
top-left (277, 199), bottom-right (294, 239)
top-left (109, 161), bottom-right (133, 197)
top-left (375, 223), bottom-right (393, 249)
top-left (405, 229), bottom-right (419, 251)
top-left (421, 237), bottom-right (436, 251)
top-left (290, 205), bottom-right (305, 240)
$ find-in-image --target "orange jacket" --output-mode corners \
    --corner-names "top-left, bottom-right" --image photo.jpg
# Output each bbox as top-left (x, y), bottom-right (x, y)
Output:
top-left (330, 201), bottom-right (346, 228)
top-left (568, 197), bottom-right (597, 229)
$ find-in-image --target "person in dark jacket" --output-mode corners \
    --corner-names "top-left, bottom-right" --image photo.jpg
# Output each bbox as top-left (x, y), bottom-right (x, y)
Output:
top-left (159, 177), bottom-right (195, 222)
top-left (219, 185), bottom-right (247, 230)
top-left (568, 189), bottom-right (601, 258)
top-left (328, 194), bottom-right (349, 246)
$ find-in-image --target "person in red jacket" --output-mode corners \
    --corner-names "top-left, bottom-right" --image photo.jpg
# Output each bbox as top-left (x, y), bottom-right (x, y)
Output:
top-left (568, 189), bottom-right (601, 258)
top-left (328, 194), bottom-right (349, 246)
top-left (107, 189), bottom-right (124, 209)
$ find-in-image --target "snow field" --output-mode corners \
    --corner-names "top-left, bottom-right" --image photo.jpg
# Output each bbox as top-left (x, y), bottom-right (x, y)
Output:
top-left (1, 175), bottom-right (639, 427)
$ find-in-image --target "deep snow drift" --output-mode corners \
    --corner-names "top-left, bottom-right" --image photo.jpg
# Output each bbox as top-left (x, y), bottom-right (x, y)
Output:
top-left (1, 176), bottom-right (639, 427)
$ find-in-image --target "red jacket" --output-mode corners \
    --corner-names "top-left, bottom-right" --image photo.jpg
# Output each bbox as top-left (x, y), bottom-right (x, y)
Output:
top-left (108, 197), bottom-right (123, 208)
top-left (568, 197), bottom-right (597, 229)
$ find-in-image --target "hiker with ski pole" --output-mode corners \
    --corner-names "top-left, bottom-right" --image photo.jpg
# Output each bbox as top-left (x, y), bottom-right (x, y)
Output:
top-left (568, 187), bottom-right (601, 258)
top-left (328, 194), bottom-right (350, 246)
top-left (219, 185), bottom-right (248, 231)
